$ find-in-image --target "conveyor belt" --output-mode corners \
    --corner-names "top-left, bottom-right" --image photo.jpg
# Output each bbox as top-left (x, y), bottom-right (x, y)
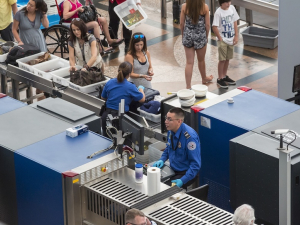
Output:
top-left (147, 195), bottom-right (234, 225)
top-left (131, 186), bottom-right (182, 210)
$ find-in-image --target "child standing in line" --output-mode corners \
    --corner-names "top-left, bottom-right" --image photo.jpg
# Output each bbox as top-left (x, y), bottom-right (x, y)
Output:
top-left (212, 0), bottom-right (239, 89)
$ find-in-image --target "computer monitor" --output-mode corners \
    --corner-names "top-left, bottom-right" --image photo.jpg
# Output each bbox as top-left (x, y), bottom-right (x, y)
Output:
top-left (292, 64), bottom-right (300, 93)
top-left (121, 114), bottom-right (145, 155)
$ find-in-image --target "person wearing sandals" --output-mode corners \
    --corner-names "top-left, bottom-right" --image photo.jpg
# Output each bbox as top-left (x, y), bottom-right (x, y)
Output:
top-left (68, 19), bottom-right (103, 73)
top-left (125, 33), bottom-right (154, 88)
top-left (62, 0), bottom-right (123, 52)
top-left (180, 0), bottom-right (213, 89)
top-left (12, 0), bottom-right (49, 51)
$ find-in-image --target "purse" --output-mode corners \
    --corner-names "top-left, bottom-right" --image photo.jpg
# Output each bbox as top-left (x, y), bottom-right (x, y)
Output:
top-left (70, 67), bottom-right (105, 87)
top-left (78, 5), bottom-right (98, 23)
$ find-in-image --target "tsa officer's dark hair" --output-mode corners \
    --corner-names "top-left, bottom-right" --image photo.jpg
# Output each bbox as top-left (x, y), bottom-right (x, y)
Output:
top-left (169, 107), bottom-right (185, 119)
top-left (117, 61), bottom-right (132, 82)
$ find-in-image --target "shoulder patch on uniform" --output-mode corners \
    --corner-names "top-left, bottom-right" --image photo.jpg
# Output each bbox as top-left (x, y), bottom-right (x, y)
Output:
top-left (187, 141), bottom-right (196, 150)
top-left (184, 131), bottom-right (191, 139)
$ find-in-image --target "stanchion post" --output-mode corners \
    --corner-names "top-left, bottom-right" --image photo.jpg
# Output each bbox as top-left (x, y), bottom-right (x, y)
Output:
top-left (279, 148), bottom-right (293, 225)
top-left (161, 0), bottom-right (167, 19)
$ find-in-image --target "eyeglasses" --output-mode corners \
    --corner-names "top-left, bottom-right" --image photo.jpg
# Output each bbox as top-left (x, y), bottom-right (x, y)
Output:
top-left (165, 115), bottom-right (179, 122)
top-left (133, 34), bottom-right (145, 39)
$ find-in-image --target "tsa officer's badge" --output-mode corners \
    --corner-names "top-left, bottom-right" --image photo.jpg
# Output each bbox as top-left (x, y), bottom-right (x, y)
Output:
top-left (187, 141), bottom-right (196, 150)
top-left (178, 141), bottom-right (181, 148)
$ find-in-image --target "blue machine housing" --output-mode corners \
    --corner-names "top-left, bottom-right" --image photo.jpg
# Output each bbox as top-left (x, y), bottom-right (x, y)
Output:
top-left (15, 131), bottom-right (114, 225)
top-left (198, 89), bottom-right (300, 212)
top-left (0, 95), bottom-right (26, 115)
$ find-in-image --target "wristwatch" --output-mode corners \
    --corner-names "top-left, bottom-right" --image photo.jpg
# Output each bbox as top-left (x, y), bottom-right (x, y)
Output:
top-left (139, 74), bottom-right (143, 78)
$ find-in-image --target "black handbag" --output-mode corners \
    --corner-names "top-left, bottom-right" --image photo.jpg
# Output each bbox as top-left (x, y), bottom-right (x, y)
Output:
top-left (78, 5), bottom-right (98, 23)
top-left (70, 67), bottom-right (105, 87)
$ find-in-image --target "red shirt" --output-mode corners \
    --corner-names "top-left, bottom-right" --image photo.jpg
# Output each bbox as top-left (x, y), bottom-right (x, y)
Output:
top-left (109, 0), bottom-right (126, 4)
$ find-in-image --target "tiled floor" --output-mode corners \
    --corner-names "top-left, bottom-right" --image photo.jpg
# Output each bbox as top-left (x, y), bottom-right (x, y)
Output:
top-left (9, 0), bottom-right (279, 101)
top-left (96, 0), bottom-right (279, 98)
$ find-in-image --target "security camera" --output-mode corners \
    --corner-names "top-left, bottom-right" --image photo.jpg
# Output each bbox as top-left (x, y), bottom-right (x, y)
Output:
top-left (271, 129), bottom-right (289, 135)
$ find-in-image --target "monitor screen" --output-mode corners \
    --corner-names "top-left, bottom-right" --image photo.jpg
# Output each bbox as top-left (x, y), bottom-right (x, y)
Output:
top-left (121, 114), bottom-right (144, 155)
top-left (292, 65), bottom-right (300, 93)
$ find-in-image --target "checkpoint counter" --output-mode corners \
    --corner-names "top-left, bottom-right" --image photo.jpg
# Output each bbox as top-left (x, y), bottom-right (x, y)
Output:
top-left (230, 131), bottom-right (300, 225)
top-left (12, 130), bottom-right (234, 225)
top-left (0, 93), bottom-right (26, 115)
top-left (187, 88), bottom-right (300, 212)
top-left (0, 98), bottom-right (100, 225)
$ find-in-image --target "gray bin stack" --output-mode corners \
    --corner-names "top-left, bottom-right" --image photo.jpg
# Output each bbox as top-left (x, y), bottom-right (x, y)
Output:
top-left (242, 26), bottom-right (278, 49)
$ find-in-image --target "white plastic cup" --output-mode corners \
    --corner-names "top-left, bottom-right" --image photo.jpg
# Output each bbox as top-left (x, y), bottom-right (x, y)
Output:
top-left (135, 164), bottom-right (143, 183)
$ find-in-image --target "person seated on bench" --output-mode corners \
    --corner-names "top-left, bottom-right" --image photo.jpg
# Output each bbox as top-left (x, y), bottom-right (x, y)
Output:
top-left (68, 19), bottom-right (103, 73)
top-left (63, 0), bottom-right (123, 51)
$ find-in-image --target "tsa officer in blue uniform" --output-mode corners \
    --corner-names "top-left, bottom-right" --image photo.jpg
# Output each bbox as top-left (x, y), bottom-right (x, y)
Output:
top-left (101, 61), bottom-right (145, 137)
top-left (153, 107), bottom-right (201, 189)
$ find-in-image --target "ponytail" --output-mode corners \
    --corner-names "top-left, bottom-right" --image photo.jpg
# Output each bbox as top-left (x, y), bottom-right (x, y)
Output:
top-left (117, 70), bottom-right (124, 82)
top-left (117, 62), bottom-right (132, 83)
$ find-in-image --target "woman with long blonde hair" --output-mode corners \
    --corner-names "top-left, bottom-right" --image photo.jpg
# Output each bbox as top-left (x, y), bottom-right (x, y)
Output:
top-left (180, 0), bottom-right (213, 89)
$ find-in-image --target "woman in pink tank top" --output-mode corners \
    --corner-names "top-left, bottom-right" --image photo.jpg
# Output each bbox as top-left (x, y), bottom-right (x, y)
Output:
top-left (67, 0), bottom-right (82, 19)
top-left (63, 0), bottom-right (123, 50)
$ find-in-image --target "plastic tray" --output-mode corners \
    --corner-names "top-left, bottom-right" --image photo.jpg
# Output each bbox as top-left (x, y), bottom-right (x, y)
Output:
top-left (33, 58), bottom-right (70, 80)
top-left (16, 52), bottom-right (59, 74)
top-left (52, 67), bottom-right (110, 93)
top-left (137, 107), bottom-right (161, 123)
top-left (114, 0), bottom-right (148, 30)
top-left (241, 27), bottom-right (278, 49)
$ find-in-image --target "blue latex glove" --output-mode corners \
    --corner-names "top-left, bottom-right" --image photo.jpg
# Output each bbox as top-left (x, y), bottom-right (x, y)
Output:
top-left (152, 160), bottom-right (164, 168)
top-left (171, 179), bottom-right (183, 188)
top-left (138, 85), bottom-right (145, 90)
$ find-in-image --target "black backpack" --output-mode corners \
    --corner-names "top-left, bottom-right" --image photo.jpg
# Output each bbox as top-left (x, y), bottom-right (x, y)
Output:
top-left (5, 44), bottom-right (40, 66)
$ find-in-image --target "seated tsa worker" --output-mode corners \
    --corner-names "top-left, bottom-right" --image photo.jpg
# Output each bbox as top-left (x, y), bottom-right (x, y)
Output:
top-left (62, 0), bottom-right (123, 50)
top-left (68, 18), bottom-right (103, 73)
top-left (101, 61), bottom-right (145, 137)
top-left (12, 0), bottom-right (49, 51)
top-left (152, 107), bottom-right (201, 189)
top-left (125, 32), bottom-right (154, 88)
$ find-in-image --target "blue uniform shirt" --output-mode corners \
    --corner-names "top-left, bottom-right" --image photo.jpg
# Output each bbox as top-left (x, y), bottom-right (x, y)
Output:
top-left (160, 123), bottom-right (201, 184)
top-left (101, 78), bottom-right (144, 112)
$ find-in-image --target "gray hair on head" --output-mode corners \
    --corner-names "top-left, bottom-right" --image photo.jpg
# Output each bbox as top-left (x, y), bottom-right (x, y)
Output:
top-left (125, 208), bottom-right (145, 224)
top-left (233, 204), bottom-right (255, 225)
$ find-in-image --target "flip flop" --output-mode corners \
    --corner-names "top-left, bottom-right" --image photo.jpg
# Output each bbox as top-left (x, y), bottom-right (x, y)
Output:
top-left (100, 46), bottom-right (114, 56)
top-left (202, 75), bottom-right (214, 84)
top-left (110, 38), bottom-right (124, 48)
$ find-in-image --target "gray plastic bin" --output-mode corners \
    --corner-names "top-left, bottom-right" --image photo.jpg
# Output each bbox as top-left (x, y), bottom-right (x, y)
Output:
top-left (241, 27), bottom-right (278, 49)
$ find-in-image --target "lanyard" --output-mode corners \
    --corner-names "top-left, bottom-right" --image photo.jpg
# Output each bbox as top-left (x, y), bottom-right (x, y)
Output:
top-left (171, 132), bottom-right (182, 151)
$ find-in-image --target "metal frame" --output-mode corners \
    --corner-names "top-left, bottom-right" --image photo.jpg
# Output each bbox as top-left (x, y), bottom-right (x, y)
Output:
top-left (4, 65), bottom-right (105, 114)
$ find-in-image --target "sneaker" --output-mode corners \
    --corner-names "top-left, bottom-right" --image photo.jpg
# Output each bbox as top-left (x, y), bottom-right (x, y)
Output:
top-left (217, 78), bottom-right (228, 89)
top-left (223, 75), bottom-right (236, 85)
